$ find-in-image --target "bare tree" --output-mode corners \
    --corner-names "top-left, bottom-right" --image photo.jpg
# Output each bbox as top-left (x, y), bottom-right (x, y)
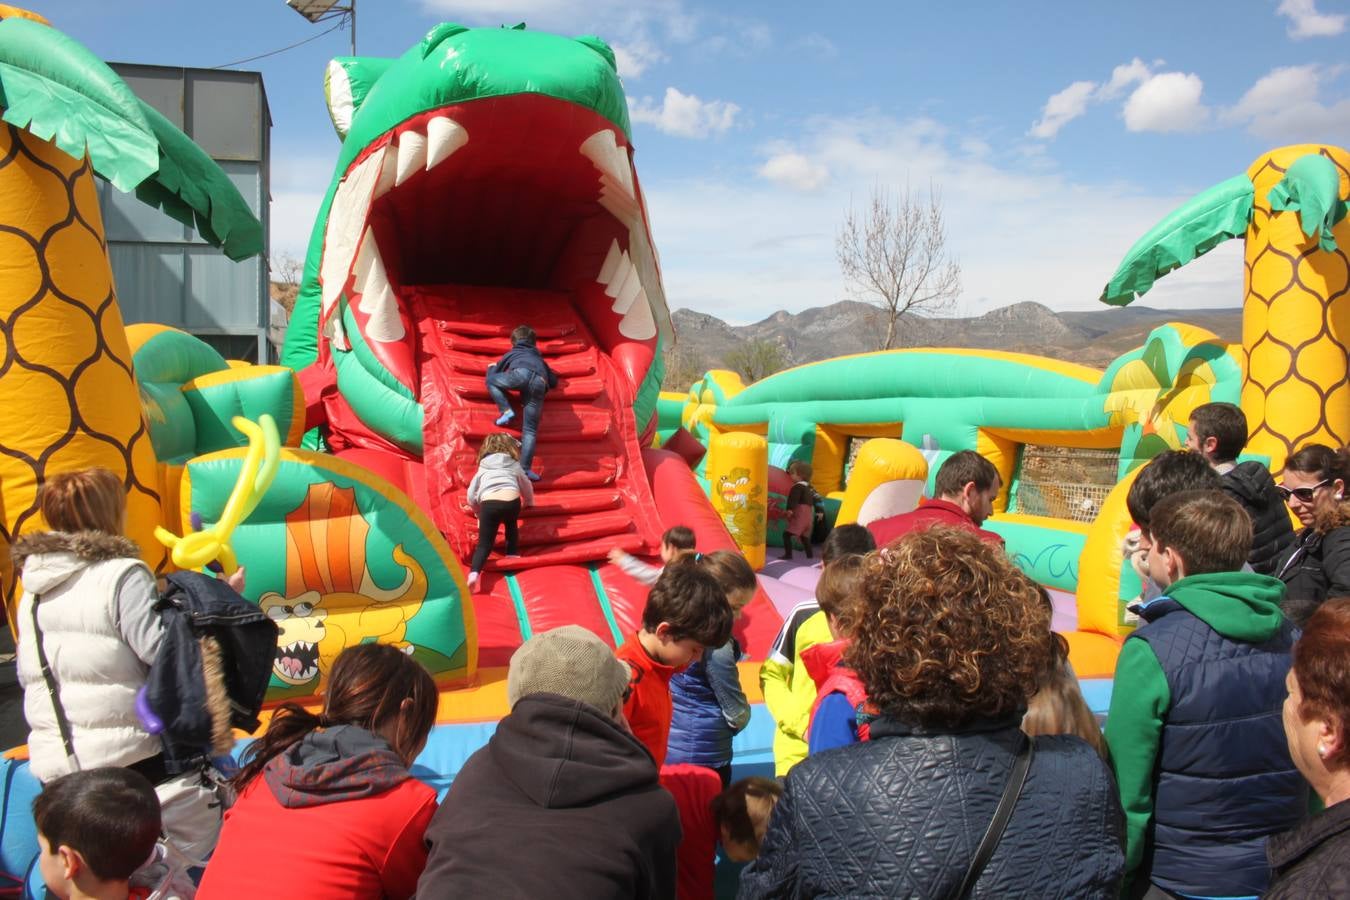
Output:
top-left (836, 184), bottom-right (961, 350)
top-left (661, 341), bottom-right (711, 392)
top-left (725, 338), bottom-right (787, 384)
top-left (270, 252), bottom-right (305, 314)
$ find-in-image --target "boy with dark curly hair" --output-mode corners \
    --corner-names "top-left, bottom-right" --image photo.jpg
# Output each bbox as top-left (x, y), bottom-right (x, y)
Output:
top-left (1106, 490), bottom-right (1306, 899)
top-left (616, 561), bottom-right (734, 767)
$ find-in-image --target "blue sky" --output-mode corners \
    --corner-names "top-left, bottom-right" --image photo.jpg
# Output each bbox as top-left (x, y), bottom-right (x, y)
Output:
top-left (53, 0), bottom-right (1350, 321)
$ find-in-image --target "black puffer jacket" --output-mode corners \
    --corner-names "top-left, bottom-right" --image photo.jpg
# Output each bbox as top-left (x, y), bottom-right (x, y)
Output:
top-left (738, 718), bottom-right (1123, 899)
top-left (1273, 501), bottom-right (1350, 621)
top-left (1264, 798), bottom-right (1350, 899)
top-left (1221, 461), bottom-right (1295, 575)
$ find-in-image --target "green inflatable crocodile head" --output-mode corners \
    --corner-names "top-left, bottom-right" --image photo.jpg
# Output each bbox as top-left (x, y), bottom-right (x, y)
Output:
top-left (283, 23), bottom-right (672, 449)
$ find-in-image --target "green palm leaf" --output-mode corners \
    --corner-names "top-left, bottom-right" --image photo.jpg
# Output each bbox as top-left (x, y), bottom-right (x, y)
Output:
top-left (0, 16), bottom-right (261, 259)
top-left (1100, 173), bottom-right (1255, 307)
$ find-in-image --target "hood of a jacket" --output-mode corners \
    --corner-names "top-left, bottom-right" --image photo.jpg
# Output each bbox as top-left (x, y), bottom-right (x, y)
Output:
top-left (489, 693), bottom-right (657, 809)
top-left (262, 724), bottom-right (411, 809)
top-left (1223, 461), bottom-right (1275, 505)
top-left (478, 452), bottom-right (519, 471)
top-left (800, 639), bottom-right (848, 690)
top-left (12, 531), bottom-right (140, 595)
top-left (1162, 571), bottom-right (1286, 642)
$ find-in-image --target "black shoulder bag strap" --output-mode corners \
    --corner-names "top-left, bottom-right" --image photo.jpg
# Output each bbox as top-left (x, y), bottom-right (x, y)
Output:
top-left (953, 733), bottom-right (1035, 899)
top-left (29, 593), bottom-right (80, 773)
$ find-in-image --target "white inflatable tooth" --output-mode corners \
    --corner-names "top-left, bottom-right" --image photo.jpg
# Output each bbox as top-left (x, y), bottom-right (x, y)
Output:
top-left (580, 130), bottom-right (635, 198)
top-left (361, 282), bottom-right (405, 343)
top-left (597, 239), bottom-right (623, 286)
top-left (395, 131), bottom-right (427, 185)
top-left (373, 143), bottom-right (399, 198)
top-left (618, 288), bottom-right (657, 339)
top-left (613, 264), bottom-right (642, 314)
top-left (320, 147), bottom-right (385, 313)
top-left (426, 116), bottom-right (468, 169)
top-left (603, 252), bottom-right (631, 298)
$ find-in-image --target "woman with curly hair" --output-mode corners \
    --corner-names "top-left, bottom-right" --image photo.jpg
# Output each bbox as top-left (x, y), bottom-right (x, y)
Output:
top-left (1273, 443), bottom-right (1350, 623)
top-left (738, 526), bottom-right (1124, 899)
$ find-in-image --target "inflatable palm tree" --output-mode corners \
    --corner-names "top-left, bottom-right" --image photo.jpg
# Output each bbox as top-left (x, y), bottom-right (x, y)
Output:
top-left (1102, 145), bottom-right (1350, 471)
top-left (0, 8), bottom-right (262, 611)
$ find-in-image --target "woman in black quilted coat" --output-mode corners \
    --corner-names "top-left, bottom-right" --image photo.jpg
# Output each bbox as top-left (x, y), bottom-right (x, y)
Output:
top-left (1265, 598), bottom-right (1350, 899)
top-left (1271, 443), bottom-right (1350, 624)
top-left (738, 526), bottom-right (1124, 899)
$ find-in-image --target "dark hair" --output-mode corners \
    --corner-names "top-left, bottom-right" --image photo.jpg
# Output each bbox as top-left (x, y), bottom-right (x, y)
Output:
top-left (644, 562), bottom-right (734, 647)
top-left (846, 526), bottom-right (1049, 729)
top-left (821, 523), bottom-right (875, 564)
top-left (1148, 490), bottom-right (1252, 575)
top-left (1284, 443), bottom-right (1348, 482)
top-left (661, 525), bottom-right (696, 551)
top-left (933, 450), bottom-right (999, 499)
top-left (1126, 449), bottom-right (1222, 529)
top-left (33, 768), bottom-right (160, 882)
top-left (787, 460), bottom-right (813, 481)
top-left (695, 550), bottom-right (757, 599)
top-left (711, 776), bottom-right (783, 851)
top-left (816, 554), bottom-right (867, 635)
top-left (1292, 597), bottom-right (1350, 770)
top-left (1189, 402), bottom-right (1247, 463)
top-left (511, 324), bottom-right (537, 345)
top-left (234, 643), bottom-right (438, 791)
top-left (39, 468), bottom-right (126, 536)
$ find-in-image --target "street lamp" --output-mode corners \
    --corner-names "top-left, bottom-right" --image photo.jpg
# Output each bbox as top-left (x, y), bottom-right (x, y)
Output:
top-left (285, 0), bottom-right (356, 55)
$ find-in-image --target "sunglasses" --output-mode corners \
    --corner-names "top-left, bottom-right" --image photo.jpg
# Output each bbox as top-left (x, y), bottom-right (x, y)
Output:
top-left (1277, 479), bottom-right (1332, 503)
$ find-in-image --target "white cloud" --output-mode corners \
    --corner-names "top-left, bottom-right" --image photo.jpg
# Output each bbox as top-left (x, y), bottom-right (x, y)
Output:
top-left (1223, 64), bottom-right (1350, 143)
top-left (268, 152), bottom-right (336, 262)
top-left (612, 38), bottom-right (665, 79)
top-left (1029, 81), bottom-right (1098, 139)
top-left (643, 113), bottom-right (1245, 327)
top-left (1277, 0), bottom-right (1347, 38)
top-left (1100, 58), bottom-right (1153, 99)
top-left (629, 87), bottom-right (740, 138)
top-left (795, 33), bottom-right (839, 58)
top-left (1123, 72), bottom-right (1209, 132)
top-left (757, 152), bottom-right (829, 191)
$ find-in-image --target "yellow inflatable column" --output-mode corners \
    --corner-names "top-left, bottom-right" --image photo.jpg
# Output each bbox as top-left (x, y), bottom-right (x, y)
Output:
top-left (1065, 468), bottom-right (1142, 677)
top-left (0, 125), bottom-right (165, 616)
top-left (707, 432), bottom-right (768, 569)
top-left (1243, 145), bottom-right (1350, 471)
top-left (835, 438), bottom-right (929, 527)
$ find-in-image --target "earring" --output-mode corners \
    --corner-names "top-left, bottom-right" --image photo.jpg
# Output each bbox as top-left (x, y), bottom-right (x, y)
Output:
top-left (1319, 743), bottom-right (1330, 759)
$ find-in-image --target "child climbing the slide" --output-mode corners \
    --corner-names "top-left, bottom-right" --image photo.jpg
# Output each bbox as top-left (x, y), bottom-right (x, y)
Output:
top-left (486, 324), bottom-right (558, 481)
top-left (608, 525), bottom-right (697, 585)
top-left (781, 461), bottom-right (817, 560)
top-left (465, 433), bottom-right (534, 590)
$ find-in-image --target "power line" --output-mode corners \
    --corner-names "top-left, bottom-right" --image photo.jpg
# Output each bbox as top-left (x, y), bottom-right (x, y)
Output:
top-left (210, 19), bottom-right (345, 69)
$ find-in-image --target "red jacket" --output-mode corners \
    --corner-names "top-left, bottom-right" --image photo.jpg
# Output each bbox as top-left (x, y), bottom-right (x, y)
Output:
top-left (660, 763), bottom-right (723, 900)
top-left (617, 636), bottom-right (680, 767)
top-left (198, 726), bottom-right (437, 899)
top-left (867, 498), bottom-right (1004, 549)
top-left (801, 640), bottom-right (872, 741)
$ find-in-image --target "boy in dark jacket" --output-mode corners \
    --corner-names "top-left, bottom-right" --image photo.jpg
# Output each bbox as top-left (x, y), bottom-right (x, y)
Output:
top-left (486, 324), bottom-right (558, 480)
top-left (1105, 490), bottom-right (1306, 899)
top-left (1186, 401), bottom-right (1295, 574)
top-left (418, 626), bottom-right (682, 899)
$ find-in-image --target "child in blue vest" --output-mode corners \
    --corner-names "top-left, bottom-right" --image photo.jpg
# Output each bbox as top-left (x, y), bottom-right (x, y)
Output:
top-left (1105, 489), bottom-right (1306, 900)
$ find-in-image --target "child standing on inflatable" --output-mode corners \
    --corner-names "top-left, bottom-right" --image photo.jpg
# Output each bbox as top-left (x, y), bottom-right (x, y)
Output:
top-left (781, 461), bottom-right (817, 560)
top-left (466, 433), bottom-right (534, 590)
top-left (486, 324), bottom-right (558, 481)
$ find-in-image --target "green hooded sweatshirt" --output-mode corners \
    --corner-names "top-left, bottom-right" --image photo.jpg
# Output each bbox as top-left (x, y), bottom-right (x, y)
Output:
top-left (1104, 570), bottom-right (1287, 890)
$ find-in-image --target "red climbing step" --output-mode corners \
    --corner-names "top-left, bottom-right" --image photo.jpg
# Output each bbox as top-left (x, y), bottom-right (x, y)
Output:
top-left (410, 283), bottom-right (665, 572)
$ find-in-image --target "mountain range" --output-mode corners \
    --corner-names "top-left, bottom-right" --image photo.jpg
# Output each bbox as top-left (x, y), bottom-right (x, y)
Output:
top-left (665, 300), bottom-right (1243, 384)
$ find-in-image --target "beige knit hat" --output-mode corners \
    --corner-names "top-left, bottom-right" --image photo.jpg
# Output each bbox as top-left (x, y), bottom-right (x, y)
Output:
top-left (507, 625), bottom-right (630, 713)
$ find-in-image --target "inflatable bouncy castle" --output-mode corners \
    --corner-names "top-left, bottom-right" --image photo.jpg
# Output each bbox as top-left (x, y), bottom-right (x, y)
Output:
top-left (1, 15), bottom-right (1348, 878)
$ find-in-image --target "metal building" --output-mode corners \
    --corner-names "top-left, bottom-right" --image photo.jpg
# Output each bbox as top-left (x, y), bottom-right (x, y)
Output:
top-left (100, 63), bottom-right (272, 362)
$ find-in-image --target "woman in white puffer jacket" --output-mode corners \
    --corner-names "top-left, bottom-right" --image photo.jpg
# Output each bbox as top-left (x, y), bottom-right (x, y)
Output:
top-left (14, 468), bottom-right (234, 864)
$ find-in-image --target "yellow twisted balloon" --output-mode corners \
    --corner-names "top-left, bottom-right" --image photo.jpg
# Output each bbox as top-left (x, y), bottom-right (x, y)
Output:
top-left (155, 414), bottom-right (281, 574)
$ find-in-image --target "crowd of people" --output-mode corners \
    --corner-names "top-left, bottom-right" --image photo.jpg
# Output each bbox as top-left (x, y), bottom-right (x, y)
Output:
top-left (9, 400), bottom-right (1350, 898)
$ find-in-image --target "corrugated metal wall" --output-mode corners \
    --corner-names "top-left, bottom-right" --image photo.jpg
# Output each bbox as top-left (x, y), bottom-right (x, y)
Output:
top-left (100, 63), bottom-right (272, 362)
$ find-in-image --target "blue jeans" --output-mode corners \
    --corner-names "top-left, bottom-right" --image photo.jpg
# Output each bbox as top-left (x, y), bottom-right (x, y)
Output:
top-left (486, 368), bottom-right (547, 471)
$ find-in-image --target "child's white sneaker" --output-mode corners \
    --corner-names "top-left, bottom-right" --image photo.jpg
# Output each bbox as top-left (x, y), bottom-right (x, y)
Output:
top-left (466, 571), bottom-right (480, 590)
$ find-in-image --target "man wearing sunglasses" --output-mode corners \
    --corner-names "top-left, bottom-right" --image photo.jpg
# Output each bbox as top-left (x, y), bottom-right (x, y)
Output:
top-left (1185, 403), bottom-right (1294, 575)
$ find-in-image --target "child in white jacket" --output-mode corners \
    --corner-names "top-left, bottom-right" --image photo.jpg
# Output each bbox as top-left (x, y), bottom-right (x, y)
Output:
top-left (466, 433), bottom-right (534, 589)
